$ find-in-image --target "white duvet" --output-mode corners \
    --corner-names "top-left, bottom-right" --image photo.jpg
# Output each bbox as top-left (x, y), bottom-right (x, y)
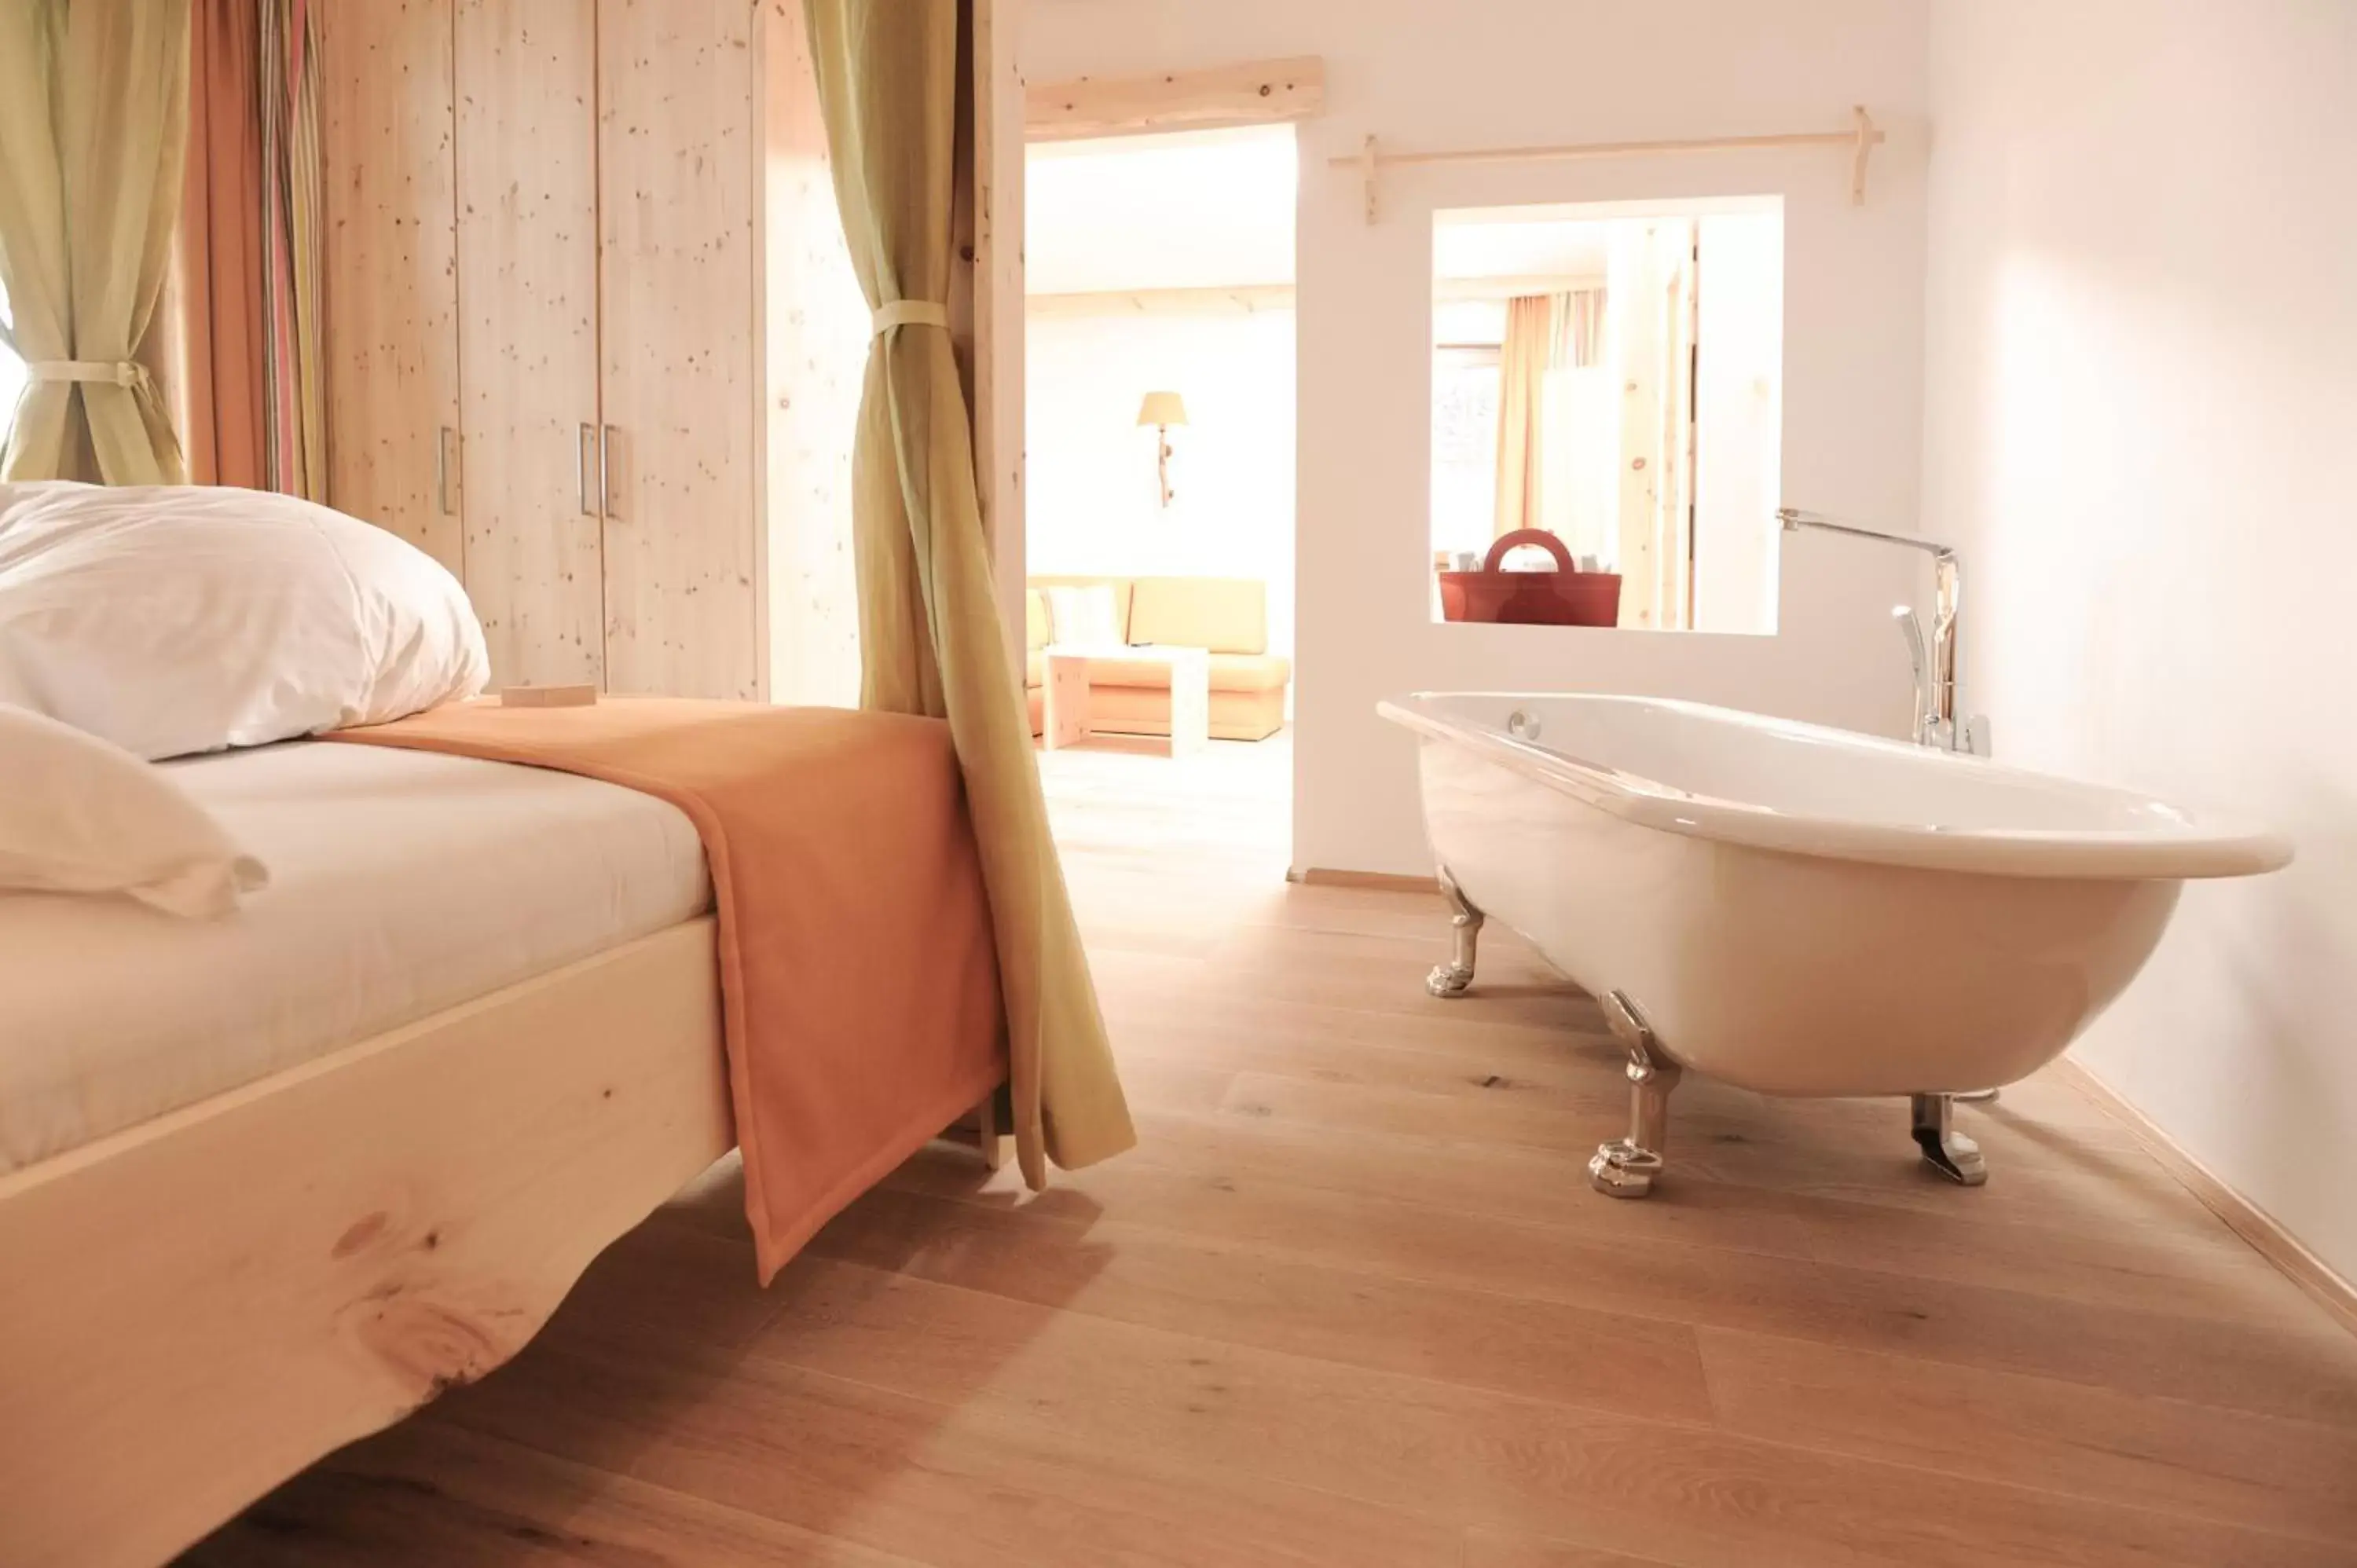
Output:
top-left (0, 482), bottom-right (488, 760)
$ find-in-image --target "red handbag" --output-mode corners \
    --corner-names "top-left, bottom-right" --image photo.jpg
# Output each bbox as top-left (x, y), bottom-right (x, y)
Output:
top-left (1438, 529), bottom-right (1623, 627)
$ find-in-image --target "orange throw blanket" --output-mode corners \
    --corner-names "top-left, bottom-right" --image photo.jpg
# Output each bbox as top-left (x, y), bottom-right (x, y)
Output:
top-left (324, 698), bottom-right (1004, 1282)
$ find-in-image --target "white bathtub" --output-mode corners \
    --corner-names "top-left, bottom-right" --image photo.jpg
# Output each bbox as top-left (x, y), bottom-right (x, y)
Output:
top-left (1380, 691), bottom-right (2291, 1193)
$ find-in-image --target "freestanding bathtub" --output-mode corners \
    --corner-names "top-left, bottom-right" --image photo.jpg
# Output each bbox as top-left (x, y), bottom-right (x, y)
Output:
top-left (1380, 692), bottom-right (2292, 1196)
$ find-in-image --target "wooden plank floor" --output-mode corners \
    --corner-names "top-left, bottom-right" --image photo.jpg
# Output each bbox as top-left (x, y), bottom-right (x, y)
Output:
top-left (187, 733), bottom-right (2357, 1566)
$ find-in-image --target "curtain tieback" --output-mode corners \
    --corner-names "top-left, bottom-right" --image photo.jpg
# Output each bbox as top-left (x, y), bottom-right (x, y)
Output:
top-left (871, 299), bottom-right (949, 337)
top-left (29, 360), bottom-right (156, 394)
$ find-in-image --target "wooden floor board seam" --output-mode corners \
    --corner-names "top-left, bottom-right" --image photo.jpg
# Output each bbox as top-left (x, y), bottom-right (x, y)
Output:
top-left (591, 1331), bottom-right (1481, 1563)
top-left (2058, 1060), bottom-right (2357, 1341)
top-left (1075, 1144), bottom-right (2311, 1333)
top-left (1120, 1098), bottom-right (2278, 1278)
top-left (789, 1253), bottom-right (2357, 1554)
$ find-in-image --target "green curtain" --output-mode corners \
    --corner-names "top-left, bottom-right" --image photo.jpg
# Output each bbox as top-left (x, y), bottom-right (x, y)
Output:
top-left (805, 0), bottom-right (1134, 1188)
top-left (0, 0), bottom-right (189, 484)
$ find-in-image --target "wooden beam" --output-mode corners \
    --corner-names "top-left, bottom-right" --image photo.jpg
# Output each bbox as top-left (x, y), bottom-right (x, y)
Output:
top-left (1026, 56), bottom-right (1325, 142)
top-left (968, 0), bottom-right (1028, 669)
top-left (1337, 111), bottom-right (1890, 224)
top-left (1611, 224), bottom-right (1668, 629)
top-left (1660, 223), bottom-right (1699, 631)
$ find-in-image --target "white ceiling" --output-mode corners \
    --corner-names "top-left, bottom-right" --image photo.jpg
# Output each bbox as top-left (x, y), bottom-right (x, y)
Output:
top-left (1026, 126), bottom-right (1297, 295)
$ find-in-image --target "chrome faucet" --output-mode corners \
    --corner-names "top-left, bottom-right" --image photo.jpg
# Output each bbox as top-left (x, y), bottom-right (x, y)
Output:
top-left (1778, 507), bottom-right (1989, 756)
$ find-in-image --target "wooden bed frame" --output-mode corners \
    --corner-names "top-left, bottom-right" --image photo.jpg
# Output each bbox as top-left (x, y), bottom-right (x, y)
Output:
top-left (0, 0), bottom-right (1032, 1555)
top-left (0, 918), bottom-right (1000, 1568)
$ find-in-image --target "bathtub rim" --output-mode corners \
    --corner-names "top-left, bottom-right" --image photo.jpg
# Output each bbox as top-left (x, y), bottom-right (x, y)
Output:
top-left (1381, 691), bottom-right (2293, 881)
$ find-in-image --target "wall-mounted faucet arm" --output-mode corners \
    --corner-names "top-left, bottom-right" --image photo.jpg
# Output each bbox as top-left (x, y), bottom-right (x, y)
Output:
top-left (1778, 507), bottom-right (1985, 755)
top-left (1777, 507), bottom-right (1958, 566)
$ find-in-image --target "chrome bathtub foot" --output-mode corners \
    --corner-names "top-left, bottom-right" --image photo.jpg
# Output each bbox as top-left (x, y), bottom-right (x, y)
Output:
top-left (1911, 1093), bottom-right (1988, 1187)
top-left (1589, 991), bottom-right (1682, 1199)
top-left (1425, 866), bottom-right (1484, 998)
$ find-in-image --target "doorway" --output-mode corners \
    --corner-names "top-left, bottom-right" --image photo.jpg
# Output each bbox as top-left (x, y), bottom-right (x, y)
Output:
top-left (1021, 124), bottom-right (1299, 875)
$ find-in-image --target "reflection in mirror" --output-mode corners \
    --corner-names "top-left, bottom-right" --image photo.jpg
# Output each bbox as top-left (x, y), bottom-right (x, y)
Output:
top-left (1429, 199), bottom-right (1783, 632)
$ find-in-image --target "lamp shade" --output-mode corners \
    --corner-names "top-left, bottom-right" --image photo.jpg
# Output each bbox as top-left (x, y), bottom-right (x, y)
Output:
top-left (1135, 390), bottom-right (1188, 428)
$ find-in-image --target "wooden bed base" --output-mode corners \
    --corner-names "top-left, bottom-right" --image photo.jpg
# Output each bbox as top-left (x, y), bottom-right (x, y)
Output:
top-left (0, 913), bottom-right (1012, 1567)
top-left (1, 919), bottom-right (741, 1568)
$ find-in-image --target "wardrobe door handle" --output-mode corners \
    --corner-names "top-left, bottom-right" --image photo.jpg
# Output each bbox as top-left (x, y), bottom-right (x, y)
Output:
top-left (436, 427), bottom-right (457, 515)
top-left (601, 425), bottom-right (620, 521)
top-left (577, 423), bottom-right (598, 516)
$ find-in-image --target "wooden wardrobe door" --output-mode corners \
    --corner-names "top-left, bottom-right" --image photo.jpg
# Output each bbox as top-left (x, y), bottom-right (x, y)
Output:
top-left (595, 0), bottom-right (760, 699)
top-left (318, 0), bottom-right (460, 571)
top-left (453, 0), bottom-right (605, 688)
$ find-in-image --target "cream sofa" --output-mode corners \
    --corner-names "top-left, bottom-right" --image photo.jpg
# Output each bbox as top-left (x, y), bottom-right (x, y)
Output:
top-left (1025, 576), bottom-right (1290, 742)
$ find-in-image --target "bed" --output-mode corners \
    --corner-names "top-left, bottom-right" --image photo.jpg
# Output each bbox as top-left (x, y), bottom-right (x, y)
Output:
top-left (0, 736), bottom-right (1004, 1567)
top-left (0, 480), bottom-right (1072, 1566)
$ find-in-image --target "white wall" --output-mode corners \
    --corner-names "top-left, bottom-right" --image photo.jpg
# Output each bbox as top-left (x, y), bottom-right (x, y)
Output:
top-left (1025, 0), bottom-right (1934, 876)
top-left (1028, 128), bottom-right (1296, 294)
top-left (1026, 306), bottom-right (1297, 661)
top-left (1922, 0), bottom-right (2357, 1282)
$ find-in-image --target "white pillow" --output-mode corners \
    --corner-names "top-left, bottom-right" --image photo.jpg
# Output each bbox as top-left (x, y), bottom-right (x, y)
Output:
top-left (0, 702), bottom-right (267, 918)
top-left (0, 482), bottom-right (489, 760)
top-left (1043, 584), bottom-right (1125, 650)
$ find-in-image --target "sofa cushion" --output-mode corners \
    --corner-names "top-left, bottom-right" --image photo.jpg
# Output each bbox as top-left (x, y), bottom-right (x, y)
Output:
top-left (1126, 577), bottom-right (1267, 655)
top-left (1029, 575), bottom-right (1134, 642)
top-left (1025, 589), bottom-right (1050, 652)
top-left (1208, 651), bottom-right (1290, 692)
top-left (1041, 584), bottom-right (1125, 649)
top-left (1025, 649), bottom-right (1043, 688)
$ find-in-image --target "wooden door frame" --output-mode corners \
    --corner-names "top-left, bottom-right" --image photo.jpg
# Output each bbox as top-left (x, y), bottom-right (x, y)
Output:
top-left (960, 0), bottom-right (1029, 672)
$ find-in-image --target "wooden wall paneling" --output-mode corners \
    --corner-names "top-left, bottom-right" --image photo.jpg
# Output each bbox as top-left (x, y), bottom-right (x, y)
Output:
top-left (453, 0), bottom-right (606, 689)
top-left (317, 0), bottom-right (461, 572)
top-left (1660, 222), bottom-right (1699, 631)
top-left (759, 0), bottom-right (865, 708)
top-left (1609, 219), bottom-right (1688, 630)
top-left (596, 0), bottom-right (761, 700)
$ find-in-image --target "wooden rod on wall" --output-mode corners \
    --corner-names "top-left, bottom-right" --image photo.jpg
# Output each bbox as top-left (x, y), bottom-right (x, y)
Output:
top-left (1336, 106), bottom-right (1884, 222)
top-left (1028, 56), bottom-right (1327, 142)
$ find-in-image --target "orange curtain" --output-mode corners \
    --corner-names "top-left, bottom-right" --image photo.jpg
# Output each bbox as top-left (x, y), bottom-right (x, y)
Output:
top-left (257, 0), bottom-right (324, 500)
top-left (1491, 295), bottom-right (1553, 539)
top-left (176, 0), bottom-right (266, 488)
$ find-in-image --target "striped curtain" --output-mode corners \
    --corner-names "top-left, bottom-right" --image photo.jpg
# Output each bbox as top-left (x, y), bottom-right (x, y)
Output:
top-left (1551, 288), bottom-right (1606, 369)
top-left (178, 0), bottom-right (269, 488)
top-left (256, 0), bottom-right (323, 500)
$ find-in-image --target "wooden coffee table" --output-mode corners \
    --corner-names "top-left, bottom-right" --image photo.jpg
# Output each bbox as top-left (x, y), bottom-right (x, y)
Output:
top-left (1042, 644), bottom-right (1210, 757)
